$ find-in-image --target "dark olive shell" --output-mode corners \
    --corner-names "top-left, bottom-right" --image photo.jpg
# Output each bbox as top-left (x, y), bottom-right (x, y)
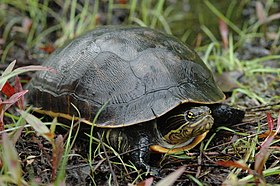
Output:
top-left (27, 26), bottom-right (225, 128)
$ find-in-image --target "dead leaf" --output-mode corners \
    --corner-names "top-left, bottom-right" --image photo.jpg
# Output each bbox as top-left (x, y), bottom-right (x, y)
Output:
top-left (134, 177), bottom-right (153, 186)
top-left (18, 110), bottom-right (54, 142)
top-left (156, 166), bottom-right (185, 186)
top-left (14, 76), bottom-right (25, 109)
top-left (26, 155), bottom-right (36, 165)
top-left (256, 2), bottom-right (267, 24)
top-left (215, 71), bottom-right (243, 92)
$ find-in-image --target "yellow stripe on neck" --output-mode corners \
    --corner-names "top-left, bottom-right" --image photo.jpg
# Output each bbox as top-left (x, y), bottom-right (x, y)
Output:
top-left (149, 131), bottom-right (208, 154)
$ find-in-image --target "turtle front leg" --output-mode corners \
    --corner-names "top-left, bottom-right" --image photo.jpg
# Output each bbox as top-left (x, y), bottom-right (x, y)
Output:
top-left (104, 126), bottom-right (153, 171)
top-left (128, 133), bottom-right (152, 171)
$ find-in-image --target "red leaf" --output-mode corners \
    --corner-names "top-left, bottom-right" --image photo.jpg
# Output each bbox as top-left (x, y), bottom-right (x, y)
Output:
top-left (136, 177), bottom-right (153, 186)
top-left (0, 120), bottom-right (3, 131)
top-left (258, 113), bottom-right (279, 150)
top-left (52, 135), bottom-right (64, 181)
top-left (266, 112), bottom-right (274, 132)
top-left (0, 98), bottom-right (3, 131)
top-left (0, 98), bottom-right (2, 111)
top-left (14, 76), bottom-right (25, 109)
top-left (39, 44), bottom-right (55, 54)
top-left (14, 76), bottom-right (23, 93)
top-left (117, 0), bottom-right (127, 4)
top-left (255, 146), bottom-right (271, 176)
top-left (2, 90), bottom-right (28, 111)
top-left (216, 161), bottom-right (250, 171)
top-left (258, 130), bottom-right (279, 139)
top-left (255, 112), bottom-right (280, 176)
top-left (219, 19), bottom-right (228, 49)
top-left (259, 112), bottom-right (280, 139)
top-left (1, 82), bottom-right (15, 98)
top-left (276, 112), bottom-right (280, 134)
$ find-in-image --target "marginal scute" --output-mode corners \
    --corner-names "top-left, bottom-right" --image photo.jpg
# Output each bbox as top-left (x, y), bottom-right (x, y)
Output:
top-left (27, 26), bottom-right (225, 128)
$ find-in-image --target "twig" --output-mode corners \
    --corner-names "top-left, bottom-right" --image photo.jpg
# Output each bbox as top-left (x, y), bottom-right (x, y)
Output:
top-left (245, 102), bottom-right (280, 112)
top-left (97, 132), bottom-right (119, 186)
top-left (196, 149), bottom-right (202, 178)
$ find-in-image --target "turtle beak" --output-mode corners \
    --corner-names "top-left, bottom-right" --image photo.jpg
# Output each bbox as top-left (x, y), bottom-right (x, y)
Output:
top-left (149, 131), bottom-right (208, 154)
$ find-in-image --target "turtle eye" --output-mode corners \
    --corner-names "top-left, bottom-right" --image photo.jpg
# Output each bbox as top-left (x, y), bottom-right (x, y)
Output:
top-left (186, 111), bottom-right (194, 119)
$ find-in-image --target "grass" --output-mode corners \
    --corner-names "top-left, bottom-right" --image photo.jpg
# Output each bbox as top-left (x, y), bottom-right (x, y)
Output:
top-left (216, 113), bottom-right (280, 185)
top-left (1, 0), bottom-right (280, 185)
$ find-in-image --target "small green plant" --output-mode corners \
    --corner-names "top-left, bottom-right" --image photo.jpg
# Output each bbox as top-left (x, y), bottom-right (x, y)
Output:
top-left (216, 112), bottom-right (280, 185)
top-left (0, 60), bottom-right (77, 185)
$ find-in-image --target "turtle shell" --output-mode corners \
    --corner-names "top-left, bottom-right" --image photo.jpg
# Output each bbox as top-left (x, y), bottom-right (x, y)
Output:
top-left (27, 26), bottom-right (225, 128)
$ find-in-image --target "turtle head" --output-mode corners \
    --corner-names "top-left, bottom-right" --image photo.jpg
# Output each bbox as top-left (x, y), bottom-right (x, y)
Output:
top-left (163, 106), bottom-right (213, 144)
top-left (150, 106), bottom-right (214, 153)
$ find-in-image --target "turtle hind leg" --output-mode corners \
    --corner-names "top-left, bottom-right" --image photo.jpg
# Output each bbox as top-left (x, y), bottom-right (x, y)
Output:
top-left (209, 103), bottom-right (245, 126)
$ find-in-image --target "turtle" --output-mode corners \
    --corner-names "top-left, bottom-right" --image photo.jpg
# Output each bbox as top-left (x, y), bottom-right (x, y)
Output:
top-left (27, 26), bottom-right (244, 170)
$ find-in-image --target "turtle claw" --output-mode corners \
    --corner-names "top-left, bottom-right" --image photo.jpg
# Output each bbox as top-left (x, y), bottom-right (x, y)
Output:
top-left (147, 166), bottom-right (160, 176)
